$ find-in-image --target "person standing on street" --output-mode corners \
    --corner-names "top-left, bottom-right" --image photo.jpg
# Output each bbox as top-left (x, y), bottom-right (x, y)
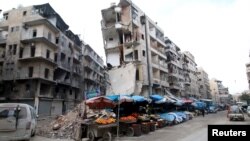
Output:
top-left (201, 108), bottom-right (205, 117)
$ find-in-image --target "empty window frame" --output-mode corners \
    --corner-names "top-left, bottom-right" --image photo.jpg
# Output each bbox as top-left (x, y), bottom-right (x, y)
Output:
top-left (44, 68), bottom-right (49, 79)
top-left (46, 49), bottom-right (50, 59)
top-left (28, 67), bottom-right (33, 77)
top-left (30, 45), bottom-right (35, 57)
top-left (32, 29), bottom-right (37, 37)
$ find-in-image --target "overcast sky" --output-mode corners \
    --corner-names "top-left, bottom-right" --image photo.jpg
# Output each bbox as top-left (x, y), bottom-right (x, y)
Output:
top-left (1, 0), bottom-right (250, 94)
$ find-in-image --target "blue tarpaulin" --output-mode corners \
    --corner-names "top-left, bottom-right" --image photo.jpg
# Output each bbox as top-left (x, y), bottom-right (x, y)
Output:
top-left (131, 95), bottom-right (147, 102)
top-left (150, 94), bottom-right (164, 101)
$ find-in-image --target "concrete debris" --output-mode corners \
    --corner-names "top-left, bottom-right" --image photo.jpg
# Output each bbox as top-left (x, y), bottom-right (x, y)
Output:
top-left (36, 102), bottom-right (85, 139)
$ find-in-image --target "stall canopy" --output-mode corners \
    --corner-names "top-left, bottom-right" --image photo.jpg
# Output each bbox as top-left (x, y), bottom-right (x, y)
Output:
top-left (150, 94), bottom-right (164, 101)
top-left (131, 95), bottom-right (148, 103)
top-left (86, 96), bottom-right (116, 109)
top-left (106, 95), bottom-right (134, 104)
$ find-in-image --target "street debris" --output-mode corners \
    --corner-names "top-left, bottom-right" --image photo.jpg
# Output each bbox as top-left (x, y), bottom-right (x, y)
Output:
top-left (36, 102), bottom-right (85, 139)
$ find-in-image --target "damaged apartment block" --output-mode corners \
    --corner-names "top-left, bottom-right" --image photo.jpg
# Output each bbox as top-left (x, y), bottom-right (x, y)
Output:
top-left (0, 3), bottom-right (106, 117)
top-left (101, 0), bottom-right (169, 97)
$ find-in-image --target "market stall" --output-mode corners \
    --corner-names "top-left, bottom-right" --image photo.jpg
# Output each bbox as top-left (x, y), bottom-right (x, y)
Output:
top-left (81, 96), bottom-right (118, 141)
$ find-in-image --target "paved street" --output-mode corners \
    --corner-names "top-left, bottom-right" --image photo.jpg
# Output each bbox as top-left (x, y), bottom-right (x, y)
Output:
top-left (31, 111), bottom-right (250, 141)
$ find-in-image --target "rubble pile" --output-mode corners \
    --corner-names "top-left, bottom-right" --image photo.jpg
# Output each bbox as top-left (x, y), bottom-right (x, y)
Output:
top-left (36, 102), bottom-right (85, 139)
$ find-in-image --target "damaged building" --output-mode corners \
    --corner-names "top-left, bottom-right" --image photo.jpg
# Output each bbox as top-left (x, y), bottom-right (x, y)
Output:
top-left (165, 37), bottom-right (184, 97)
top-left (0, 3), bottom-right (105, 117)
top-left (101, 0), bottom-right (169, 96)
top-left (197, 67), bottom-right (211, 99)
top-left (83, 43), bottom-right (105, 99)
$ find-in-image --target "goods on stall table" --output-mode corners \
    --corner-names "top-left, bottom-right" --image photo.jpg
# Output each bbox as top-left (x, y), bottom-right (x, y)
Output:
top-left (120, 116), bottom-right (137, 122)
top-left (95, 117), bottom-right (116, 125)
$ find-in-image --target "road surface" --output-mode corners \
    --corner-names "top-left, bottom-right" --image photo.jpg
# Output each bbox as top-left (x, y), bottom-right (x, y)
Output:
top-left (32, 111), bottom-right (250, 141)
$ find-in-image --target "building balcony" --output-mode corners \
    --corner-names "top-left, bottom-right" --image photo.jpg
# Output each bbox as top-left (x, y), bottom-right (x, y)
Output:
top-left (150, 47), bottom-right (167, 59)
top-left (23, 18), bottom-right (59, 33)
top-left (84, 52), bottom-right (103, 67)
top-left (0, 19), bottom-right (9, 30)
top-left (57, 62), bottom-right (71, 72)
top-left (168, 60), bottom-right (182, 68)
top-left (18, 56), bottom-right (57, 66)
top-left (21, 34), bottom-right (57, 50)
top-left (56, 79), bottom-right (71, 86)
top-left (15, 73), bottom-right (55, 83)
top-left (169, 82), bottom-right (181, 90)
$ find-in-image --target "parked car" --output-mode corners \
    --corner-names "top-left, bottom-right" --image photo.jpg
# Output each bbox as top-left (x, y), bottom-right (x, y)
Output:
top-left (0, 103), bottom-right (37, 141)
top-left (247, 106), bottom-right (250, 117)
top-left (228, 105), bottom-right (245, 121)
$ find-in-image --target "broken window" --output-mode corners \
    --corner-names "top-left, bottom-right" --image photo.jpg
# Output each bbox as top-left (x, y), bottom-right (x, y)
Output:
top-left (3, 13), bottom-right (8, 20)
top-left (46, 49), bottom-right (50, 59)
top-left (28, 67), bottom-right (33, 77)
top-left (134, 50), bottom-right (138, 60)
top-left (10, 27), bottom-right (14, 32)
top-left (54, 53), bottom-right (57, 62)
top-left (23, 11), bottom-right (27, 16)
top-left (116, 13), bottom-right (121, 22)
top-left (13, 44), bottom-right (17, 55)
top-left (141, 34), bottom-right (144, 40)
top-left (19, 47), bottom-right (23, 58)
top-left (25, 84), bottom-right (30, 91)
top-left (143, 50), bottom-right (145, 57)
top-left (8, 45), bottom-right (12, 54)
top-left (32, 29), bottom-right (37, 37)
top-left (55, 37), bottom-right (59, 44)
top-left (44, 68), bottom-right (49, 79)
top-left (136, 69), bottom-right (139, 80)
top-left (30, 45), bottom-right (35, 57)
top-left (68, 57), bottom-right (71, 64)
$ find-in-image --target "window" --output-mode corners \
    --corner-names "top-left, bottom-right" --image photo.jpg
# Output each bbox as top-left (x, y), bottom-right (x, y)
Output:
top-left (70, 89), bottom-right (72, 95)
top-left (142, 50), bottom-right (145, 57)
top-left (3, 13), bottom-right (8, 20)
top-left (28, 67), bottom-right (33, 77)
top-left (25, 84), bottom-right (30, 91)
top-left (141, 34), bottom-right (144, 40)
top-left (68, 57), bottom-right (71, 64)
top-left (13, 44), bottom-right (17, 55)
top-left (8, 45), bottom-right (12, 54)
top-left (10, 27), bottom-right (14, 32)
top-left (19, 47), bottom-right (23, 58)
top-left (134, 50), bottom-right (138, 60)
top-left (136, 69), bottom-right (139, 80)
top-left (109, 38), bottom-right (113, 41)
top-left (30, 46), bottom-right (35, 57)
top-left (23, 11), bottom-right (27, 16)
top-left (46, 49), bottom-right (50, 59)
top-left (44, 68), bottom-right (49, 79)
top-left (54, 53), bottom-right (57, 62)
top-left (55, 37), bottom-right (59, 44)
top-left (32, 29), bottom-right (37, 37)
top-left (48, 32), bottom-right (51, 41)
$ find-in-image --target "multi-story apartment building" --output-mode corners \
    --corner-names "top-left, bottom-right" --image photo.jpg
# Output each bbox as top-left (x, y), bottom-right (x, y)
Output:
top-left (83, 43), bottom-right (105, 99)
top-left (182, 51), bottom-right (199, 98)
top-left (197, 67), bottom-right (211, 99)
top-left (0, 4), bottom-right (105, 116)
top-left (165, 37), bottom-right (184, 97)
top-left (101, 0), bottom-right (169, 96)
top-left (209, 78), bottom-right (229, 104)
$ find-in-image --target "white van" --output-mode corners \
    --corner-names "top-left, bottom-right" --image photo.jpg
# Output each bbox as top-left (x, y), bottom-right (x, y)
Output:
top-left (0, 103), bottom-right (37, 141)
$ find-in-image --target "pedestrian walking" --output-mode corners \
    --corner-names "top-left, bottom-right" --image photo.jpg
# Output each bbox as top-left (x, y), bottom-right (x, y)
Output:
top-left (202, 108), bottom-right (205, 117)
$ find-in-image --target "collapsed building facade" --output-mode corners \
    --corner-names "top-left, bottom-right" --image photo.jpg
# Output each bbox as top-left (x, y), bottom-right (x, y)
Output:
top-left (0, 3), bottom-right (105, 116)
top-left (101, 0), bottom-right (169, 96)
top-left (101, 0), bottom-right (204, 98)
